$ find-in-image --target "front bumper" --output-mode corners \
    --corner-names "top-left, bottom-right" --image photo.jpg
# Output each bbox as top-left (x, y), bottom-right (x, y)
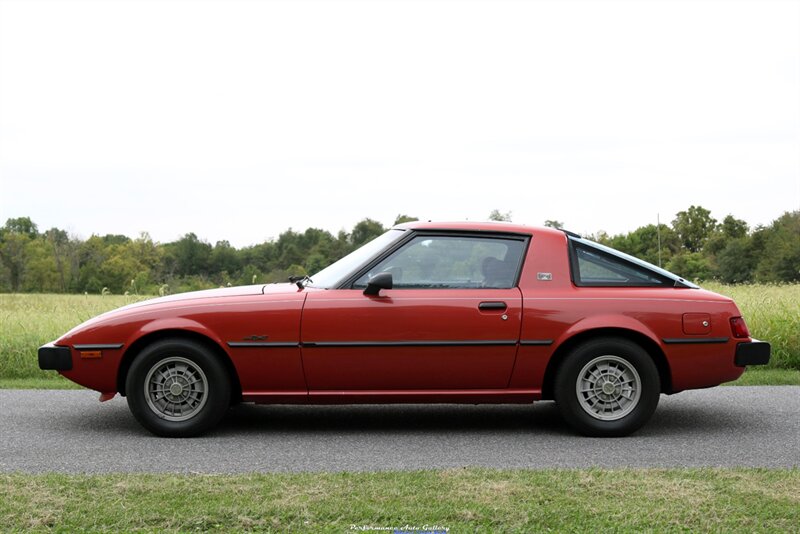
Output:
top-left (38, 343), bottom-right (72, 371)
top-left (735, 339), bottom-right (771, 367)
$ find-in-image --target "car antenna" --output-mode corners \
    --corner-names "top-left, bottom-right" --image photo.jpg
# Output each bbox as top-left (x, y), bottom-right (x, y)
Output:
top-left (657, 213), bottom-right (662, 267)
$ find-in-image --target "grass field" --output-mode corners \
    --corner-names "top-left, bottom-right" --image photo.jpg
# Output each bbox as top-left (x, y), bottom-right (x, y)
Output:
top-left (0, 293), bottom-right (145, 380)
top-left (702, 282), bottom-right (800, 370)
top-left (1, 468), bottom-right (798, 532)
top-left (1, 284), bottom-right (798, 383)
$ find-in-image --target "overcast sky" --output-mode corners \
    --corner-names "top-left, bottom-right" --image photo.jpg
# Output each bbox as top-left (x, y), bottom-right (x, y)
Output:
top-left (1, 0), bottom-right (798, 247)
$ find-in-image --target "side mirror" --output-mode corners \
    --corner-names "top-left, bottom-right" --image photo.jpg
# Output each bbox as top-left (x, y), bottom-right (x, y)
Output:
top-left (363, 272), bottom-right (393, 296)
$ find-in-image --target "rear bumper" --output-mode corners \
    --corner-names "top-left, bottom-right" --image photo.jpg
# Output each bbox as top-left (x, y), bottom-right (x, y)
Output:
top-left (38, 343), bottom-right (72, 371)
top-left (735, 340), bottom-right (771, 367)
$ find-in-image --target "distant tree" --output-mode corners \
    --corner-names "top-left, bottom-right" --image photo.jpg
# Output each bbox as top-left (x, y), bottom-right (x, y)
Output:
top-left (76, 235), bottom-right (108, 293)
top-left (0, 235), bottom-right (29, 291)
top-left (488, 210), bottom-right (512, 222)
top-left (239, 242), bottom-right (276, 276)
top-left (272, 229), bottom-right (305, 269)
top-left (754, 211), bottom-right (800, 282)
top-left (298, 228), bottom-right (334, 251)
top-left (323, 229), bottom-right (352, 263)
top-left (544, 220), bottom-right (564, 229)
top-left (350, 219), bottom-right (385, 247)
top-left (238, 264), bottom-right (263, 286)
top-left (101, 234), bottom-right (130, 246)
top-left (124, 233), bottom-right (163, 293)
top-left (0, 219), bottom-right (37, 291)
top-left (716, 238), bottom-right (757, 283)
top-left (606, 224), bottom-right (680, 267)
top-left (278, 243), bottom-right (304, 268)
top-left (720, 215), bottom-right (749, 239)
top-left (210, 240), bottom-right (240, 276)
top-left (394, 214), bottom-right (419, 225)
top-left (22, 238), bottom-right (61, 292)
top-left (2, 217), bottom-right (38, 238)
top-left (703, 214), bottom-right (751, 275)
top-left (167, 233), bottom-right (212, 276)
top-left (672, 205), bottom-right (717, 253)
top-left (667, 251), bottom-right (713, 281)
top-left (44, 228), bottom-right (72, 292)
top-left (304, 252), bottom-right (331, 275)
top-left (99, 244), bottom-right (141, 293)
top-left (302, 229), bottom-right (340, 274)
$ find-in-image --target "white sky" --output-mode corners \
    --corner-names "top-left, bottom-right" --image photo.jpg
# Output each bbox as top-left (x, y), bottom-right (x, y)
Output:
top-left (1, 0), bottom-right (798, 247)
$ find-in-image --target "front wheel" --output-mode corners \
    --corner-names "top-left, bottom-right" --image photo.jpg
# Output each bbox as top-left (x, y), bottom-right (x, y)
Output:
top-left (554, 337), bottom-right (660, 437)
top-left (126, 339), bottom-right (231, 437)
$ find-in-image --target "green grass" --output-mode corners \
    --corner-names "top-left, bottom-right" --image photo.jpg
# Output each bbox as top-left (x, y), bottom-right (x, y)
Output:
top-left (726, 368), bottom-right (800, 386)
top-left (0, 377), bottom-right (84, 389)
top-left (702, 282), bottom-right (800, 370)
top-left (0, 293), bottom-right (147, 381)
top-left (0, 469), bottom-right (797, 532)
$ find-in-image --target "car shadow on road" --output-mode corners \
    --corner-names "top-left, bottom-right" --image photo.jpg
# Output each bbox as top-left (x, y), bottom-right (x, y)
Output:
top-left (54, 395), bottom-right (760, 438)
top-left (217, 401), bottom-right (570, 436)
top-left (46, 401), bottom-right (142, 435)
top-left (645, 404), bottom-right (749, 435)
top-left (216, 396), bottom-right (759, 439)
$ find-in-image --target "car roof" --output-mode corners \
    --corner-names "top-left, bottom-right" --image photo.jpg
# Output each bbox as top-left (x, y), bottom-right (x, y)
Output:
top-left (392, 220), bottom-right (571, 238)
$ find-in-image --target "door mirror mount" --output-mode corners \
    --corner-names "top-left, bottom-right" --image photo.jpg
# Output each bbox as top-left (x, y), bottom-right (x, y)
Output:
top-left (364, 272), bottom-right (393, 296)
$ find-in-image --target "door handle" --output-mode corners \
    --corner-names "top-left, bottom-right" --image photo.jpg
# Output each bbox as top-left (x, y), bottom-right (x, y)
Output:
top-left (479, 301), bottom-right (507, 310)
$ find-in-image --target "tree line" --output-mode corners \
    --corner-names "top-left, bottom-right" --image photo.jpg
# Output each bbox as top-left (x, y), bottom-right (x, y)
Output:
top-left (592, 207), bottom-right (799, 284)
top-left (0, 208), bottom-right (797, 295)
top-left (0, 215), bottom-right (416, 295)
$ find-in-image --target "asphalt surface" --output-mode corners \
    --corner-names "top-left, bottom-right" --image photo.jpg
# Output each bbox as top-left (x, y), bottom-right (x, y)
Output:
top-left (0, 387), bottom-right (797, 473)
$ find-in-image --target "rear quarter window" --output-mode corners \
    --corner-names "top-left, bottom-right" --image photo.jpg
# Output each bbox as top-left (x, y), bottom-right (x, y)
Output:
top-left (570, 241), bottom-right (670, 287)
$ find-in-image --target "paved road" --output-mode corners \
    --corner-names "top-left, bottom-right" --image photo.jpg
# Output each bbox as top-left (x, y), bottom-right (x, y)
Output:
top-left (1, 387), bottom-right (797, 473)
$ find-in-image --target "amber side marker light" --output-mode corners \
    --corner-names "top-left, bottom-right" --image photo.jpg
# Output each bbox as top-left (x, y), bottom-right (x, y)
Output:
top-left (730, 316), bottom-right (750, 339)
top-left (79, 350), bottom-right (102, 359)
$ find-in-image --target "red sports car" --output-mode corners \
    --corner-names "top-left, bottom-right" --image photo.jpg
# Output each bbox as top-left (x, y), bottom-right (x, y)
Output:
top-left (39, 222), bottom-right (770, 437)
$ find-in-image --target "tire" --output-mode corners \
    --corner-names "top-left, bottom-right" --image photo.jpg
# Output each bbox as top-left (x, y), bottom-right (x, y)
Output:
top-left (126, 338), bottom-right (231, 437)
top-left (554, 337), bottom-right (660, 437)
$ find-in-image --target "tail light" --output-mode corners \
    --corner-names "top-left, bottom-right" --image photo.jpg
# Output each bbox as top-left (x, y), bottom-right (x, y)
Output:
top-left (730, 316), bottom-right (750, 338)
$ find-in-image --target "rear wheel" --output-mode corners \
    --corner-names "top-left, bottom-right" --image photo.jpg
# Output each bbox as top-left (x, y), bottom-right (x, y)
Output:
top-left (554, 337), bottom-right (660, 437)
top-left (126, 339), bottom-right (230, 437)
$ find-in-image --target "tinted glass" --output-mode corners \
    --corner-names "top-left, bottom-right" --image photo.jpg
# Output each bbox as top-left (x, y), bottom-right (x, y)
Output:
top-left (573, 243), bottom-right (668, 286)
top-left (570, 236), bottom-right (697, 288)
top-left (354, 235), bottom-right (526, 289)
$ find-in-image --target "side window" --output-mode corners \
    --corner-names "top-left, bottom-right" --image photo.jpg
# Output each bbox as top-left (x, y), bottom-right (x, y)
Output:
top-left (353, 235), bottom-right (526, 289)
top-left (572, 243), bottom-right (668, 286)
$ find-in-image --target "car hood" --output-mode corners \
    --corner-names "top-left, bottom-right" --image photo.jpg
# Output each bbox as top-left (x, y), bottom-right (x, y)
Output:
top-left (115, 283), bottom-right (299, 311)
top-left (58, 283), bottom-right (303, 340)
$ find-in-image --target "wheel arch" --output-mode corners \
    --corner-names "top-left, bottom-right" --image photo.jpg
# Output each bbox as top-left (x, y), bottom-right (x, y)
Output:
top-left (541, 327), bottom-right (672, 400)
top-left (117, 329), bottom-right (242, 402)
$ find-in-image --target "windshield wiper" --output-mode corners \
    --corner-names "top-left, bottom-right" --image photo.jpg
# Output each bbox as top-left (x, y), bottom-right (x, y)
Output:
top-left (288, 275), bottom-right (313, 289)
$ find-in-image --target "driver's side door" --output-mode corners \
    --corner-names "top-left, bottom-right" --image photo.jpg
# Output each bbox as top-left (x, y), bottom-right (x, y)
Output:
top-left (300, 232), bottom-right (528, 391)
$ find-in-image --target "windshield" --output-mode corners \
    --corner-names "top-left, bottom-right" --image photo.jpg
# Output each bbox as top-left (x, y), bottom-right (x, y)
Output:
top-left (310, 229), bottom-right (407, 288)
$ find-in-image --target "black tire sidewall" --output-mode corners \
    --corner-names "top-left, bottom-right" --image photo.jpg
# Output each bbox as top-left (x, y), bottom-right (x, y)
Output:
top-left (555, 337), bottom-right (660, 437)
top-left (126, 339), bottom-right (230, 437)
